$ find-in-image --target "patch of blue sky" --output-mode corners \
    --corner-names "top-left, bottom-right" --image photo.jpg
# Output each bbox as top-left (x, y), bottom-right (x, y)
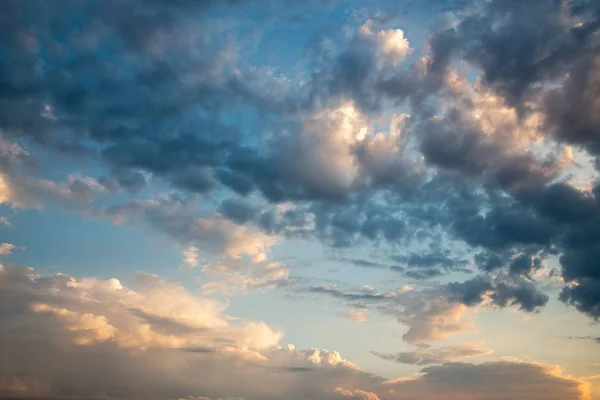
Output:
top-left (1, 205), bottom-right (181, 280)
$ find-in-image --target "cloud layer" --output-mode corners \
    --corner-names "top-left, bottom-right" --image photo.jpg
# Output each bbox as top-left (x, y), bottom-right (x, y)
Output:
top-left (0, 264), bottom-right (592, 400)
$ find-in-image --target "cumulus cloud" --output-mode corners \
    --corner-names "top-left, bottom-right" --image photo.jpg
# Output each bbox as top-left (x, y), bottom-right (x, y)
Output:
top-left (0, 263), bottom-right (282, 353)
top-left (0, 263), bottom-right (592, 400)
top-left (0, 263), bottom-right (368, 400)
top-left (359, 20), bottom-right (411, 66)
top-left (335, 387), bottom-right (381, 400)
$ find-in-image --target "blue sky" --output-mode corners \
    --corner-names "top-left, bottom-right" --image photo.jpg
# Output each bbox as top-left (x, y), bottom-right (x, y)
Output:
top-left (1, 1), bottom-right (600, 399)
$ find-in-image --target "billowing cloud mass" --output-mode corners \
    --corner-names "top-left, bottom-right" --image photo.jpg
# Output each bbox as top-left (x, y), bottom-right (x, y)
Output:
top-left (0, 264), bottom-right (593, 400)
top-left (1, 0), bottom-right (599, 398)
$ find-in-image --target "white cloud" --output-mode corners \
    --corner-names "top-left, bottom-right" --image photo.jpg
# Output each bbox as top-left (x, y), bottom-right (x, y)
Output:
top-left (346, 308), bottom-right (369, 322)
top-left (336, 387), bottom-right (381, 400)
top-left (183, 246), bottom-right (200, 268)
top-left (0, 243), bottom-right (15, 256)
top-left (276, 101), bottom-right (369, 198)
top-left (0, 264), bottom-right (281, 352)
top-left (31, 303), bottom-right (117, 345)
top-left (359, 20), bottom-right (410, 65)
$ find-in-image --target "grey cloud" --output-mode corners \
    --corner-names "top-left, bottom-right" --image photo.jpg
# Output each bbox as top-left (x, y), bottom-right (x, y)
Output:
top-left (390, 251), bottom-right (469, 280)
top-left (371, 343), bottom-right (492, 365)
top-left (404, 268), bottom-right (445, 280)
top-left (431, 0), bottom-right (598, 107)
top-left (447, 274), bottom-right (549, 312)
top-left (391, 360), bottom-right (590, 400)
top-left (560, 278), bottom-right (600, 320)
top-left (128, 307), bottom-right (208, 336)
top-left (307, 272), bottom-right (548, 344)
top-left (566, 336), bottom-right (600, 344)
top-left (308, 286), bottom-right (390, 302)
top-left (218, 198), bottom-right (260, 225)
top-left (331, 258), bottom-right (392, 270)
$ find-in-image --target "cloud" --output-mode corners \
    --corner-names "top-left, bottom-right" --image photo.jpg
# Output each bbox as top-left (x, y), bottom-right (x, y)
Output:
top-left (560, 279), bottom-right (600, 320)
top-left (359, 20), bottom-right (410, 66)
top-left (219, 198), bottom-right (260, 225)
top-left (0, 0), bottom-right (599, 398)
top-left (447, 274), bottom-right (549, 312)
top-left (0, 263), bottom-right (377, 400)
top-left (0, 263), bottom-right (283, 353)
top-left (346, 307), bottom-right (369, 322)
top-left (182, 246), bottom-right (200, 268)
top-left (31, 303), bottom-right (118, 346)
top-left (306, 272), bottom-right (549, 344)
top-left (371, 343), bottom-right (493, 365)
top-left (397, 298), bottom-right (472, 344)
top-left (105, 195), bottom-right (278, 263)
top-left (0, 263), bottom-right (592, 400)
top-left (335, 387), bottom-right (381, 400)
top-left (1, 0), bottom-right (600, 323)
top-left (0, 243), bottom-right (15, 256)
top-left (566, 336), bottom-right (600, 344)
top-left (199, 261), bottom-right (289, 296)
top-left (387, 360), bottom-right (592, 400)
top-left (307, 284), bottom-right (474, 344)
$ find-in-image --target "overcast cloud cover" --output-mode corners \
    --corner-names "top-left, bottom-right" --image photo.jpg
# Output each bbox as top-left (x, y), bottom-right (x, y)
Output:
top-left (0, 0), bottom-right (600, 399)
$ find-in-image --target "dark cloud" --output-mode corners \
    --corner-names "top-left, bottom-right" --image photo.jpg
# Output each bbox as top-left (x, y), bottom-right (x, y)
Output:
top-left (565, 336), bottom-right (600, 344)
top-left (430, 0), bottom-right (599, 107)
top-left (404, 267), bottom-right (445, 280)
top-left (218, 198), bottom-right (260, 225)
top-left (409, 0), bottom-right (600, 317)
top-left (447, 274), bottom-right (549, 312)
top-left (331, 257), bottom-right (393, 270)
top-left (308, 286), bottom-right (390, 302)
top-left (390, 251), bottom-right (469, 280)
top-left (560, 278), bottom-right (600, 320)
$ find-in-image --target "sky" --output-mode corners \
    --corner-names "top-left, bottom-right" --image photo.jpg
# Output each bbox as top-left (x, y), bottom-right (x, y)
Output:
top-left (0, 0), bottom-right (600, 399)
